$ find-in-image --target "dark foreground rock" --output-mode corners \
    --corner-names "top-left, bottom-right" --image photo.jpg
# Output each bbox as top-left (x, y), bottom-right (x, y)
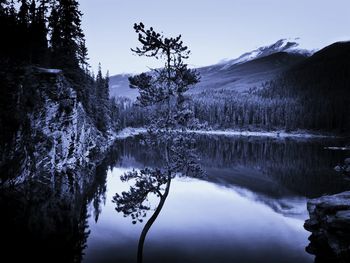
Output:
top-left (304, 191), bottom-right (350, 263)
top-left (334, 157), bottom-right (350, 174)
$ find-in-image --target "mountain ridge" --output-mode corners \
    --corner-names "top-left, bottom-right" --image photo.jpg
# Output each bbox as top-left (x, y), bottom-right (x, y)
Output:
top-left (218, 38), bottom-right (314, 70)
top-left (109, 39), bottom-right (313, 99)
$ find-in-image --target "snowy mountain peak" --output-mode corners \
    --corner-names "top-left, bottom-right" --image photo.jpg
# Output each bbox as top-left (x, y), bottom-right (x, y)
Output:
top-left (220, 38), bottom-right (313, 70)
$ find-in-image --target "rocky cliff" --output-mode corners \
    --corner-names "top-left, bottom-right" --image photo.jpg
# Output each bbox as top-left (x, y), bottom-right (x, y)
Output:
top-left (0, 67), bottom-right (117, 262)
top-left (304, 191), bottom-right (350, 263)
top-left (0, 67), bottom-right (114, 189)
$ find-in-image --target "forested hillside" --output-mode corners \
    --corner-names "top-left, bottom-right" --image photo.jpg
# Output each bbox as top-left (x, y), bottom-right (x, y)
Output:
top-left (110, 42), bottom-right (350, 133)
top-left (258, 42), bottom-right (350, 132)
top-left (192, 51), bottom-right (307, 94)
top-left (191, 42), bottom-right (350, 133)
top-left (0, 0), bottom-right (119, 184)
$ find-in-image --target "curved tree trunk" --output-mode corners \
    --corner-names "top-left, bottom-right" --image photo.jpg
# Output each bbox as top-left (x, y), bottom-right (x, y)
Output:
top-left (137, 172), bottom-right (171, 263)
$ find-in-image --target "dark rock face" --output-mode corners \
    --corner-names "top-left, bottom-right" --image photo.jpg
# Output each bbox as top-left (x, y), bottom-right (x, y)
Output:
top-left (0, 68), bottom-right (111, 187)
top-left (304, 191), bottom-right (350, 263)
top-left (334, 157), bottom-right (350, 174)
top-left (0, 67), bottom-right (117, 262)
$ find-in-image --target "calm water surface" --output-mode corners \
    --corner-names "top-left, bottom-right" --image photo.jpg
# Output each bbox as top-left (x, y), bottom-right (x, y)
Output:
top-left (82, 135), bottom-right (350, 263)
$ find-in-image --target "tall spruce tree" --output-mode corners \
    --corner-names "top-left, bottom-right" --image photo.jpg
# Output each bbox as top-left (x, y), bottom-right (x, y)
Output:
top-left (18, 0), bottom-right (29, 25)
top-left (28, 0), bottom-right (35, 21)
top-left (78, 38), bottom-right (89, 72)
top-left (30, 0), bottom-right (49, 64)
top-left (94, 63), bottom-right (110, 133)
top-left (0, 1), bottom-right (9, 59)
top-left (48, 0), bottom-right (60, 57)
top-left (49, 0), bottom-right (86, 71)
top-left (48, 0), bottom-right (90, 107)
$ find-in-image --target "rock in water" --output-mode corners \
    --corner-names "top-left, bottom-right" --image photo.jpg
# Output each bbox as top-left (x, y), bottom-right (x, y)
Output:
top-left (304, 191), bottom-right (350, 263)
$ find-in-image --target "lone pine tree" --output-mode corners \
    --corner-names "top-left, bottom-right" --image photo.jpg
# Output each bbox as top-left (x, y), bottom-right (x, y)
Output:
top-left (129, 22), bottom-right (200, 131)
top-left (114, 23), bottom-right (203, 263)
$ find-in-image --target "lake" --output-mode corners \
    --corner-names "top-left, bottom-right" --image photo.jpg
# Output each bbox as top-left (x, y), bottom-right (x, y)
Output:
top-left (82, 134), bottom-right (350, 263)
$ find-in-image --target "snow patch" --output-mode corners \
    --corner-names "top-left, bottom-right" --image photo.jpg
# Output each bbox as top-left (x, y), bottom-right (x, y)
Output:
top-left (116, 127), bottom-right (146, 139)
top-left (219, 38), bottom-right (314, 70)
top-left (35, 67), bottom-right (62, 74)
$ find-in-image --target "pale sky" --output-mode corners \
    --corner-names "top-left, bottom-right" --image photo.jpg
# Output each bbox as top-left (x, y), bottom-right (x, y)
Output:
top-left (79, 0), bottom-right (350, 75)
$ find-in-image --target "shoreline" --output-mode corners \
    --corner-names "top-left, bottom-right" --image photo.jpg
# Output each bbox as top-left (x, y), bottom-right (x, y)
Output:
top-left (116, 127), bottom-right (341, 140)
top-left (189, 129), bottom-right (338, 139)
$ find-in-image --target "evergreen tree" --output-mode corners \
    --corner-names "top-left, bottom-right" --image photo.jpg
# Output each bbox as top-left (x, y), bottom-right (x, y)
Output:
top-left (94, 63), bottom-right (110, 133)
top-left (30, 0), bottom-right (49, 64)
top-left (2, 1), bottom-right (19, 60)
top-left (104, 70), bottom-right (110, 100)
top-left (115, 24), bottom-right (203, 263)
top-left (103, 70), bottom-right (111, 127)
top-left (129, 22), bottom-right (200, 131)
top-left (0, 0), bottom-right (116, 152)
top-left (0, 1), bottom-right (9, 59)
top-left (48, 0), bottom-right (60, 55)
top-left (78, 38), bottom-right (89, 72)
top-left (49, 0), bottom-right (86, 71)
top-left (18, 0), bottom-right (29, 25)
top-left (28, 0), bottom-right (35, 22)
top-left (17, 0), bottom-right (31, 60)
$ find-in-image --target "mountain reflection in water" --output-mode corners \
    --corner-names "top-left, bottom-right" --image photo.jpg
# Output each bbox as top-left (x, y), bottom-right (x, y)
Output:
top-left (1, 135), bottom-right (349, 263)
top-left (83, 135), bottom-right (349, 263)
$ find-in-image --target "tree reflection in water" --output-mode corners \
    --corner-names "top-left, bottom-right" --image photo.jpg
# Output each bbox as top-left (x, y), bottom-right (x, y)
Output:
top-left (113, 22), bottom-right (204, 262)
top-left (113, 132), bottom-right (203, 263)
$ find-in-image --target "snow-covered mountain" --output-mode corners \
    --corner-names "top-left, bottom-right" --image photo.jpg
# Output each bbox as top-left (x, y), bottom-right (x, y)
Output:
top-left (219, 38), bottom-right (314, 70)
top-left (187, 39), bottom-right (313, 95)
top-left (193, 51), bottom-right (307, 95)
top-left (109, 39), bottom-right (313, 100)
